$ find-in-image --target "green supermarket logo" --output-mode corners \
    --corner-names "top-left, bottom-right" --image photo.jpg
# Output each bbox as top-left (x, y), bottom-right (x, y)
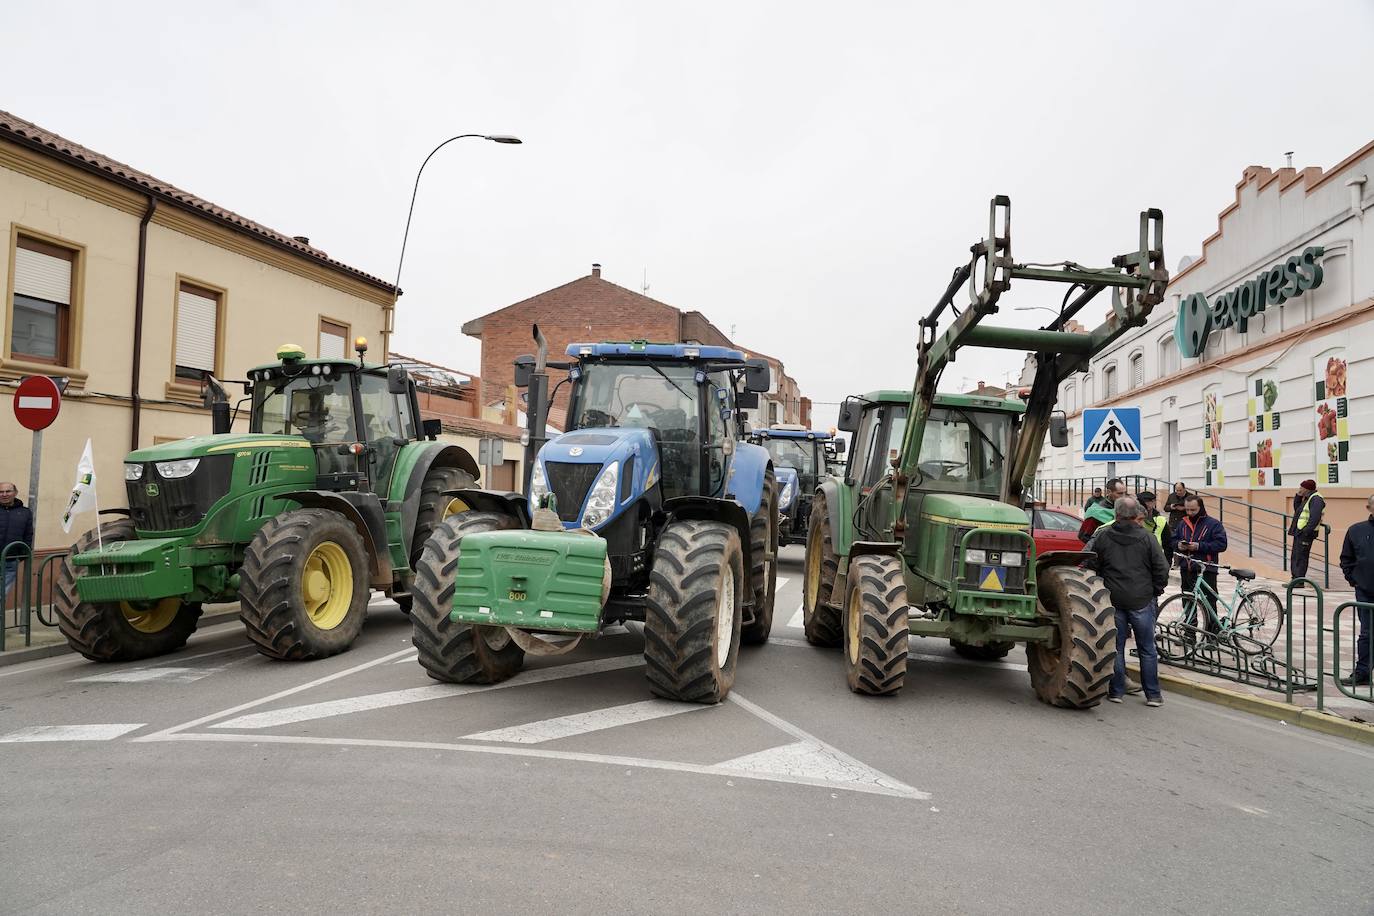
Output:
top-left (1174, 246), bottom-right (1324, 358)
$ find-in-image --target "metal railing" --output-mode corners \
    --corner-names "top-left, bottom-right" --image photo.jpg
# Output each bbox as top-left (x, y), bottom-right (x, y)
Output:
top-left (1034, 474), bottom-right (1331, 586)
top-left (1, 544), bottom-right (67, 651)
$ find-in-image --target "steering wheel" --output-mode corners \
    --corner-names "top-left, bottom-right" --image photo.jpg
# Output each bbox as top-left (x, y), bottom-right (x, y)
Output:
top-left (292, 407), bottom-right (330, 431)
top-left (582, 408), bottom-right (616, 428)
top-left (625, 403), bottom-right (665, 419)
top-left (918, 459), bottom-right (966, 479)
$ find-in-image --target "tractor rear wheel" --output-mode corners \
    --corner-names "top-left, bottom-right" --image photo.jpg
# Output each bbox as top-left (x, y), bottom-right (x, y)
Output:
top-left (238, 509), bottom-right (370, 660)
top-left (842, 554), bottom-right (908, 695)
top-left (952, 640), bottom-right (1015, 661)
top-left (53, 518), bottom-right (201, 662)
top-left (410, 512), bottom-right (525, 683)
top-left (1027, 565), bottom-right (1116, 708)
top-left (741, 467), bottom-right (778, 645)
top-left (644, 520), bottom-right (743, 703)
top-left (396, 465), bottom-right (477, 613)
top-left (803, 491), bottom-right (841, 647)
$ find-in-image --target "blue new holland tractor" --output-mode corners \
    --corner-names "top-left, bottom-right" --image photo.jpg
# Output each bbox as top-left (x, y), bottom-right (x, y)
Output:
top-left (409, 331), bottom-right (779, 703)
top-left (747, 426), bottom-right (839, 545)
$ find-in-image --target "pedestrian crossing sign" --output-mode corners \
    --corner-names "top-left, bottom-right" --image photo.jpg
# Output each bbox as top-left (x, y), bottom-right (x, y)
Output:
top-left (1082, 407), bottom-right (1142, 461)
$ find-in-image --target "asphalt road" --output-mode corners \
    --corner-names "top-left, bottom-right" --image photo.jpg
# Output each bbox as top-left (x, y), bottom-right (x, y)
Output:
top-left (2, 545), bottom-right (1371, 915)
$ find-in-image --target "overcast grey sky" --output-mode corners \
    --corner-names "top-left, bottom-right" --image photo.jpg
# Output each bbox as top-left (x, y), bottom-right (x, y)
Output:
top-left (6, 1), bottom-right (1373, 429)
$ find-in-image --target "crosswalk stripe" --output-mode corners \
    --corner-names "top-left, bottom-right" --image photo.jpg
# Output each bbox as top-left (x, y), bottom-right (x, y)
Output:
top-left (463, 698), bottom-right (707, 744)
top-left (0, 724), bottom-right (145, 743)
top-left (211, 654), bottom-right (643, 730)
top-left (786, 604), bottom-right (804, 629)
top-left (74, 667), bottom-right (222, 684)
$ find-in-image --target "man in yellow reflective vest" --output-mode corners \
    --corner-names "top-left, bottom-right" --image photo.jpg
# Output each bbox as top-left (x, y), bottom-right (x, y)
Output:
top-left (1289, 479), bottom-right (1325, 581)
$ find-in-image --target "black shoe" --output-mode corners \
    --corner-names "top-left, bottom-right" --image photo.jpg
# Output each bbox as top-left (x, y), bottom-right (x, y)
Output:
top-left (1339, 673), bottom-right (1372, 687)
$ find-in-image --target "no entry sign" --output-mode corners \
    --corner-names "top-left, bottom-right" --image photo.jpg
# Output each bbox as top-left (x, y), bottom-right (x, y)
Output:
top-left (13, 375), bottom-right (62, 431)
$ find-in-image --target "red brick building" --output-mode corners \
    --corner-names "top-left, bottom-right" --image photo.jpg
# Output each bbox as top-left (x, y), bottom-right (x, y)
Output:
top-left (461, 264), bottom-right (803, 422)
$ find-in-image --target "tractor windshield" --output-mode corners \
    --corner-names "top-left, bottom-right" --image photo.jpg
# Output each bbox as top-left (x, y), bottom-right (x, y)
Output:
top-left (914, 406), bottom-right (1011, 496)
top-left (253, 373), bottom-right (359, 444)
top-left (570, 361), bottom-right (704, 498)
top-left (761, 439), bottom-right (818, 487)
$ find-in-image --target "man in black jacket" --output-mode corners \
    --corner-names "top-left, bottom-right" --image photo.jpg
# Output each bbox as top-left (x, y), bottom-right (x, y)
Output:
top-left (1338, 495), bottom-right (1374, 687)
top-left (1288, 479), bottom-right (1325, 581)
top-left (0, 482), bottom-right (34, 600)
top-left (1086, 496), bottom-right (1169, 706)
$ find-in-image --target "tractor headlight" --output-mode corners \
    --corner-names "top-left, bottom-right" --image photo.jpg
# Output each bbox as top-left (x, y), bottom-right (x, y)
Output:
top-left (1003, 552), bottom-right (1023, 568)
top-left (964, 549), bottom-right (987, 564)
top-left (124, 464), bottom-right (144, 481)
top-left (780, 480), bottom-right (794, 508)
top-left (529, 460), bottom-right (550, 511)
top-left (155, 458), bottom-right (200, 479)
top-left (581, 461), bottom-right (620, 529)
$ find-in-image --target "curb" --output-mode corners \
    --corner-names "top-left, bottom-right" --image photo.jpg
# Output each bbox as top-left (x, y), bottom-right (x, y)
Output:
top-left (1127, 662), bottom-right (1374, 747)
top-left (0, 609), bottom-right (243, 669)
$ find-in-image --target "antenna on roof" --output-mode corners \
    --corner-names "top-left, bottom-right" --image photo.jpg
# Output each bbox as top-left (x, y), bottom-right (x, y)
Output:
top-left (1284, 150), bottom-right (1294, 169)
top-left (641, 268), bottom-right (650, 295)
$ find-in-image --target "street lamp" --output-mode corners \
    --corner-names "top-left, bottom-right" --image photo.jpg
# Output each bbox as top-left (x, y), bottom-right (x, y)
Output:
top-left (385, 133), bottom-right (523, 355)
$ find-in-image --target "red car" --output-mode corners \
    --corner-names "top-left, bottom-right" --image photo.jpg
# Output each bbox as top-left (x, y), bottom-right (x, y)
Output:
top-left (1024, 506), bottom-right (1083, 556)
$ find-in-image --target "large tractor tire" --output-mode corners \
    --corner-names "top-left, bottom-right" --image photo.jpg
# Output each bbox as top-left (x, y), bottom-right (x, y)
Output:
top-left (53, 518), bottom-right (201, 662)
top-left (741, 467), bottom-right (778, 646)
top-left (842, 554), bottom-right (909, 695)
top-left (952, 640), bottom-right (1015, 661)
top-left (238, 508), bottom-right (370, 660)
top-left (410, 512), bottom-right (525, 684)
top-left (803, 491), bottom-right (842, 647)
top-left (1027, 565), bottom-right (1116, 709)
top-left (396, 465), bottom-right (477, 613)
top-left (644, 520), bottom-right (743, 703)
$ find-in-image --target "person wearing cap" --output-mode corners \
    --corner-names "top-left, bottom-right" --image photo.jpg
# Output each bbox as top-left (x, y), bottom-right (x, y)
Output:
top-left (1288, 479), bottom-right (1325, 581)
top-left (1138, 491), bottom-right (1165, 546)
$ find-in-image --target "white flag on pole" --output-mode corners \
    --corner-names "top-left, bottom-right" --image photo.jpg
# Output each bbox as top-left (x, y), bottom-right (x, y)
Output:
top-left (61, 438), bottom-right (98, 534)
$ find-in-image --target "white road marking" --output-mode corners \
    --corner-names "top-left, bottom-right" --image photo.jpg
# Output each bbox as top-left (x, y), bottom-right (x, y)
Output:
top-left (0, 723), bottom-right (145, 743)
top-left (463, 698), bottom-right (707, 744)
top-left (392, 652), bottom-right (419, 664)
top-left (0, 656), bottom-right (89, 679)
top-left (210, 655), bottom-right (642, 730)
top-left (74, 667), bottom-right (222, 684)
top-left (134, 646), bottom-right (418, 740)
top-left (786, 604), bottom-right (804, 629)
top-left (775, 577), bottom-right (791, 591)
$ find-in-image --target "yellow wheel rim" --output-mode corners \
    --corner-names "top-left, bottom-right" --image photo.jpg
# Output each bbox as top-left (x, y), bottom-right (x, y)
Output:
top-left (302, 541), bottom-right (354, 630)
top-left (442, 497), bottom-right (469, 519)
top-left (119, 598), bottom-right (181, 634)
top-left (805, 523), bottom-right (822, 610)
top-left (846, 583), bottom-right (862, 665)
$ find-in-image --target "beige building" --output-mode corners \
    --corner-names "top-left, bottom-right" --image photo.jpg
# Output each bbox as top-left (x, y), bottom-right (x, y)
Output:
top-left (0, 110), bottom-right (398, 550)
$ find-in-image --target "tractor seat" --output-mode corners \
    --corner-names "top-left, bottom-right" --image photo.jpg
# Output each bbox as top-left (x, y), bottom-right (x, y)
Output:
top-left (1230, 568), bottom-right (1257, 581)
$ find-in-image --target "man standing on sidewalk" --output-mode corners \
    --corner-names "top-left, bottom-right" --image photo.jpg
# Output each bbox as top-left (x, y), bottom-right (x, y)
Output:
top-left (1086, 496), bottom-right (1169, 706)
top-left (1172, 495), bottom-right (1228, 633)
top-left (0, 481), bottom-right (34, 600)
top-left (1337, 495), bottom-right (1374, 687)
top-left (1289, 479), bottom-right (1325, 581)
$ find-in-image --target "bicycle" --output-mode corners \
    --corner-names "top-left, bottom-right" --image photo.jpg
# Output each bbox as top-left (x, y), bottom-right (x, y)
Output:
top-left (1159, 558), bottom-right (1286, 660)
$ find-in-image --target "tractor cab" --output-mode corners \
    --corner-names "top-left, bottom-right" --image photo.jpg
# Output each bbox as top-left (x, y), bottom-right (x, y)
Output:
top-left (746, 425), bottom-right (836, 544)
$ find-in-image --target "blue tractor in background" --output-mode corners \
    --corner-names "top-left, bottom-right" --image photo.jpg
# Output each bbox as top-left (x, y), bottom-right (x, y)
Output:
top-left (409, 329), bottom-right (779, 703)
top-left (747, 426), bottom-right (840, 546)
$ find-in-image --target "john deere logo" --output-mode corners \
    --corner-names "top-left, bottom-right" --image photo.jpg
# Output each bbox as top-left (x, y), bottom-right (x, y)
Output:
top-left (145, 483), bottom-right (160, 497)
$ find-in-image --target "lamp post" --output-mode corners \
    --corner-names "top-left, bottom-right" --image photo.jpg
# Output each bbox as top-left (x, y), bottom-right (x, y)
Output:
top-left (385, 133), bottom-right (522, 357)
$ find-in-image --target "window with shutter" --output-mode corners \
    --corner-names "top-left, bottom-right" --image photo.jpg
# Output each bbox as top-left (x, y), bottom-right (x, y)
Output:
top-left (1130, 354), bottom-right (1144, 387)
top-left (11, 236), bottom-right (75, 364)
top-left (175, 282), bottom-right (221, 380)
top-left (1103, 366), bottom-right (1117, 399)
top-left (319, 318), bottom-right (349, 359)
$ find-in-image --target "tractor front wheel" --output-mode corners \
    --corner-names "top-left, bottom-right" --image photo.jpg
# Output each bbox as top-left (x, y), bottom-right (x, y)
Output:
top-left (842, 554), bottom-right (909, 695)
top-left (1027, 565), bottom-right (1116, 708)
top-left (644, 520), bottom-right (743, 703)
top-left (53, 519), bottom-right (201, 662)
top-left (803, 491), bottom-right (841, 647)
top-left (238, 509), bottom-right (370, 660)
top-left (410, 512), bottom-right (526, 683)
top-left (741, 467), bottom-right (778, 646)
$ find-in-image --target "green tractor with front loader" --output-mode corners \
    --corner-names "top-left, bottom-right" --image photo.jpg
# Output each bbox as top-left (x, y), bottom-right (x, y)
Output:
top-left (54, 340), bottom-right (481, 662)
top-left (804, 195), bottom-right (1168, 708)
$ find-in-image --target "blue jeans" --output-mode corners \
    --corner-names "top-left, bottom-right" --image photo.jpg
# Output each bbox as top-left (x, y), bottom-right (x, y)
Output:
top-left (2, 561), bottom-right (16, 602)
top-left (1112, 599), bottom-right (1161, 700)
top-left (1355, 589), bottom-right (1373, 678)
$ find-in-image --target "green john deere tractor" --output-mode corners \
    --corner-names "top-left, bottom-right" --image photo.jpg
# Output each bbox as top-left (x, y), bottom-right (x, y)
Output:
top-left (804, 196), bottom-right (1168, 708)
top-left (53, 340), bottom-right (480, 662)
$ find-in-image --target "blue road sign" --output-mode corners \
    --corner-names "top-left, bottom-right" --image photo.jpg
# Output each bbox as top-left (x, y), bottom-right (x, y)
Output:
top-left (1083, 407), bottom-right (1142, 461)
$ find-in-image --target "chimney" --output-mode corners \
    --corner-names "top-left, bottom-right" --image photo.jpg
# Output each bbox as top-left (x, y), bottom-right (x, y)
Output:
top-left (591, 263), bottom-right (602, 278)
top-left (292, 236), bottom-right (310, 246)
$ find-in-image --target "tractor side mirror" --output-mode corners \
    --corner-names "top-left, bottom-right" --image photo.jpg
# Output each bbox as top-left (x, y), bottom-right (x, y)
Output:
top-left (744, 359), bottom-right (770, 393)
top-left (1049, 411), bottom-right (1069, 448)
top-left (513, 354), bottom-right (535, 389)
top-left (387, 365), bottom-right (409, 395)
top-left (836, 397), bottom-right (862, 432)
top-left (422, 418), bottom-right (442, 440)
top-left (737, 390), bottom-right (759, 409)
top-left (834, 439), bottom-right (846, 455)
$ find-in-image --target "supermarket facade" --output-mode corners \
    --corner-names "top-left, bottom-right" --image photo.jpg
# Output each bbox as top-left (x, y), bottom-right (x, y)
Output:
top-left (1034, 139), bottom-right (1374, 533)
